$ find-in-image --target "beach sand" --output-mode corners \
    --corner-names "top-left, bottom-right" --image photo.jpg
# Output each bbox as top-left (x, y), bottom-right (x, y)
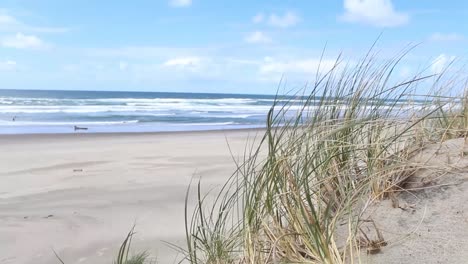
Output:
top-left (0, 130), bottom-right (262, 264)
top-left (1, 130), bottom-right (468, 264)
top-left (360, 138), bottom-right (468, 263)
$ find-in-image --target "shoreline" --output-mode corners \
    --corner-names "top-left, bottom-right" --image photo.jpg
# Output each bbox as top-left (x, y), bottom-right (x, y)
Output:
top-left (0, 126), bottom-right (266, 139)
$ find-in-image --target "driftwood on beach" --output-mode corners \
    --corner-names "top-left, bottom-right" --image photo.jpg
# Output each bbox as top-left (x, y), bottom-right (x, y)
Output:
top-left (74, 126), bottom-right (88, 131)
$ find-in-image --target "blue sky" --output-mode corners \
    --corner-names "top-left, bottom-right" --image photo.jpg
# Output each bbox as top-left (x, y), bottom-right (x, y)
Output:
top-left (0, 0), bottom-right (466, 94)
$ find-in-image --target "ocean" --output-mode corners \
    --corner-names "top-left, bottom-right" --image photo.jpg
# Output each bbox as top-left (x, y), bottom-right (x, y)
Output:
top-left (0, 89), bottom-right (293, 134)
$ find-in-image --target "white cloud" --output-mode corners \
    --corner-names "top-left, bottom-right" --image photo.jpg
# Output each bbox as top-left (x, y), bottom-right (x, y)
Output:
top-left (398, 65), bottom-right (412, 78)
top-left (245, 31), bottom-right (271, 44)
top-left (429, 33), bottom-right (464, 42)
top-left (0, 33), bottom-right (48, 49)
top-left (260, 57), bottom-right (338, 75)
top-left (0, 12), bottom-right (68, 33)
top-left (0, 60), bottom-right (17, 71)
top-left (169, 0), bottom-right (192, 8)
top-left (0, 13), bottom-right (18, 29)
top-left (85, 46), bottom-right (203, 60)
top-left (63, 64), bottom-right (79, 73)
top-left (252, 13), bottom-right (264, 23)
top-left (163, 56), bottom-right (205, 72)
top-left (119, 61), bottom-right (128, 71)
top-left (226, 58), bottom-right (261, 65)
top-left (156, 56), bottom-right (238, 80)
top-left (340, 0), bottom-right (409, 27)
top-left (268, 11), bottom-right (300, 28)
top-left (431, 54), bottom-right (455, 75)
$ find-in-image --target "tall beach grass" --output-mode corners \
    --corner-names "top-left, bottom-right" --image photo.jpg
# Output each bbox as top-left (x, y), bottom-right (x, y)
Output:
top-left (177, 50), bottom-right (467, 263)
top-left (60, 49), bottom-right (466, 264)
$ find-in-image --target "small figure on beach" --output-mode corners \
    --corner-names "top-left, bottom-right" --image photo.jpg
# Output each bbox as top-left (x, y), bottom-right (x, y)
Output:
top-left (12, 116), bottom-right (16, 122)
top-left (74, 125), bottom-right (88, 131)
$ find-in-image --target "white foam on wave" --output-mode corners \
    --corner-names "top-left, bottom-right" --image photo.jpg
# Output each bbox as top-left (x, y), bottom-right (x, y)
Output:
top-left (0, 120), bottom-right (139, 126)
top-left (0, 120), bottom-right (246, 128)
top-left (0, 103), bottom-right (283, 114)
top-left (96, 97), bottom-right (257, 104)
top-left (176, 122), bottom-right (239, 126)
top-left (195, 113), bottom-right (257, 119)
top-left (0, 103), bottom-right (413, 116)
top-left (0, 95), bottom-right (424, 131)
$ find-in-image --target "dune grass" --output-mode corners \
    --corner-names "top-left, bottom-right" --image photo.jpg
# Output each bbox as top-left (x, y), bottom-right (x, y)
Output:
top-left (56, 225), bottom-right (154, 264)
top-left (114, 227), bottom-right (150, 264)
top-left (175, 51), bottom-right (466, 264)
top-left (59, 50), bottom-right (466, 264)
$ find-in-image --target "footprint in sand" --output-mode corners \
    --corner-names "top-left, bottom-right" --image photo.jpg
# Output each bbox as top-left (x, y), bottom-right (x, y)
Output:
top-left (97, 247), bottom-right (109, 257)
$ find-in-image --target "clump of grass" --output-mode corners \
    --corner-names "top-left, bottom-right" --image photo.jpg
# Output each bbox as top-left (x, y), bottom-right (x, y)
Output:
top-left (420, 93), bottom-right (468, 142)
top-left (55, 226), bottom-right (152, 264)
top-left (179, 49), bottom-right (465, 263)
top-left (114, 226), bottom-right (149, 264)
top-left (413, 61), bottom-right (468, 142)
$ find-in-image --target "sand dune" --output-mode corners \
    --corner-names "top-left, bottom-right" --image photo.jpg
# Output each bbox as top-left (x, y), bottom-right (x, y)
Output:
top-left (360, 138), bottom-right (468, 263)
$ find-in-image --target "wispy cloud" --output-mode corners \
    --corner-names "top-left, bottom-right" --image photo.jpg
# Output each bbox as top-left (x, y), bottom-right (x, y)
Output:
top-left (429, 32), bottom-right (464, 42)
top-left (431, 54), bottom-right (456, 74)
top-left (0, 33), bottom-right (49, 50)
top-left (259, 57), bottom-right (337, 75)
top-left (82, 44), bottom-right (345, 85)
top-left (268, 11), bottom-right (301, 28)
top-left (252, 13), bottom-right (264, 23)
top-left (244, 31), bottom-right (271, 44)
top-left (0, 13), bottom-right (17, 30)
top-left (398, 66), bottom-right (411, 78)
top-left (119, 61), bottom-right (128, 71)
top-left (0, 12), bottom-right (69, 33)
top-left (169, 0), bottom-right (192, 8)
top-left (163, 56), bottom-right (206, 72)
top-left (340, 0), bottom-right (409, 27)
top-left (84, 46), bottom-right (205, 60)
top-left (0, 60), bottom-right (17, 71)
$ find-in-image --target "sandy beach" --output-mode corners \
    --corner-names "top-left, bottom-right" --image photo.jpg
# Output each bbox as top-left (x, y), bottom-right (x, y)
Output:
top-left (0, 130), bottom-right (261, 264)
top-left (2, 126), bottom-right (468, 264)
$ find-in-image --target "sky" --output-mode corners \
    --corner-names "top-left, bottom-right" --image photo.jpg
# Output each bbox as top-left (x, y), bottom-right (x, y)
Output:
top-left (0, 0), bottom-right (467, 95)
